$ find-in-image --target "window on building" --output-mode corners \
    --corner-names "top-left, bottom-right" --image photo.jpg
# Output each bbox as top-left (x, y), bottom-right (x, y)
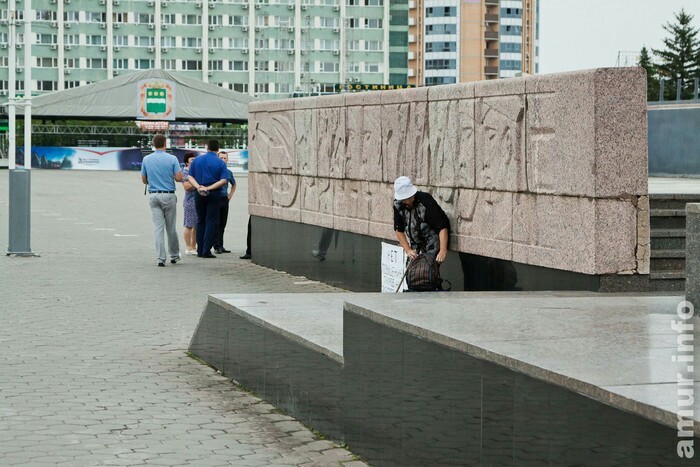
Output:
top-left (162, 59), bottom-right (177, 70)
top-left (347, 40), bottom-right (360, 50)
top-left (183, 60), bottom-right (202, 70)
top-left (347, 0), bottom-right (361, 5)
top-left (136, 13), bottom-right (154, 24)
top-left (319, 39), bottom-right (339, 51)
top-left (425, 59), bottom-right (456, 70)
top-left (426, 24), bottom-right (456, 35)
top-left (36, 10), bottom-right (57, 21)
top-left (161, 36), bottom-right (176, 47)
top-left (37, 57), bottom-right (58, 68)
top-left (88, 35), bottom-right (106, 46)
top-left (278, 82), bottom-right (292, 94)
top-left (256, 39), bottom-right (268, 49)
top-left (209, 15), bottom-right (223, 25)
top-left (64, 35), bottom-right (79, 45)
top-left (88, 58), bottom-right (107, 69)
top-left (37, 34), bottom-right (57, 45)
top-left (113, 12), bottom-right (127, 23)
top-left (425, 76), bottom-right (456, 85)
top-left (274, 61), bottom-right (294, 72)
top-left (426, 6), bottom-right (455, 17)
top-left (64, 58), bottom-right (78, 68)
top-left (366, 0), bottom-right (383, 5)
top-left (113, 35), bottom-right (128, 46)
top-left (255, 83), bottom-right (269, 93)
top-left (135, 36), bottom-right (155, 47)
top-left (232, 83), bottom-right (248, 93)
top-left (87, 12), bottom-right (106, 23)
top-left (184, 37), bottom-right (202, 48)
top-left (346, 62), bottom-right (360, 73)
top-left (63, 11), bottom-right (79, 22)
top-left (135, 59), bottom-right (154, 70)
top-left (113, 58), bottom-right (129, 69)
top-left (230, 61), bottom-right (248, 71)
top-left (425, 41), bottom-right (456, 52)
top-left (37, 81), bottom-right (57, 91)
top-left (209, 60), bottom-right (223, 71)
top-left (319, 62), bottom-right (339, 73)
top-left (320, 17), bottom-right (339, 28)
top-left (184, 14), bottom-right (201, 25)
top-left (65, 81), bottom-right (81, 89)
top-left (364, 62), bottom-right (382, 73)
top-left (255, 61), bottom-right (269, 71)
top-left (161, 14), bottom-right (176, 24)
top-left (365, 18), bottom-right (382, 28)
top-left (365, 40), bottom-right (382, 51)
top-left (275, 38), bottom-right (294, 49)
top-left (231, 15), bottom-right (248, 26)
top-left (231, 38), bottom-right (248, 48)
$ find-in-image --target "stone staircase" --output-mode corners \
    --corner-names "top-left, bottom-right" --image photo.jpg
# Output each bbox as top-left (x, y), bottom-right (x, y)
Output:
top-left (649, 194), bottom-right (700, 291)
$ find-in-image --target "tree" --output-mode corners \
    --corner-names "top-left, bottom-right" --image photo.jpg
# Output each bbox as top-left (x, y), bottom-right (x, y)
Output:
top-left (638, 46), bottom-right (660, 101)
top-left (652, 9), bottom-right (700, 100)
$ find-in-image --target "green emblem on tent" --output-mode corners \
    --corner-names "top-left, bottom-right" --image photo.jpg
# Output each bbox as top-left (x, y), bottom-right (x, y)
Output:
top-left (145, 88), bottom-right (167, 114)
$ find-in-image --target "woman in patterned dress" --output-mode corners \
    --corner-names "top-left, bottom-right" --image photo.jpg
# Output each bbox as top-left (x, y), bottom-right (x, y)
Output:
top-left (182, 152), bottom-right (199, 255)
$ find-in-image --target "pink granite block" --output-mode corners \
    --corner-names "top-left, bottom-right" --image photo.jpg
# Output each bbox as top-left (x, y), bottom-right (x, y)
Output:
top-left (248, 172), bottom-right (273, 207)
top-left (295, 108), bottom-right (317, 176)
top-left (429, 99), bottom-right (476, 188)
top-left (248, 111), bottom-right (295, 174)
top-left (333, 180), bottom-right (370, 235)
top-left (381, 103), bottom-right (409, 183)
top-left (380, 86), bottom-right (429, 105)
top-left (300, 176), bottom-right (334, 229)
top-left (345, 91), bottom-right (382, 107)
top-left (403, 101), bottom-right (430, 185)
top-left (524, 68), bottom-right (647, 197)
top-left (594, 198), bottom-right (638, 274)
top-left (369, 221), bottom-right (395, 240)
top-left (345, 105), bottom-right (383, 182)
top-left (636, 195), bottom-right (650, 275)
top-left (474, 76), bottom-right (526, 97)
top-left (249, 204), bottom-right (274, 218)
top-left (430, 186), bottom-right (458, 232)
top-left (367, 181), bottom-right (394, 226)
top-left (475, 95), bottom-right (526, 192)
top-left (455, 189), bottom-right (513, 261)
top-left (428, 82), bottom-right (475, 102)
top-left (247, 112), bottom-right (266, 173)
top-left (512, 193), bottom-right (598, 274)
top-left (258, 98), bottom-right (295, 112)
top-left (294, 96), bottom-right (317, 110)
top-left (593, 68), bottom-right (648, 197)
top-left (316, 107), bottom-right (346, 179)
top-left (318, 94), bottom-right (346, 108)
top-left (271, 174), bottom-right (301, 223)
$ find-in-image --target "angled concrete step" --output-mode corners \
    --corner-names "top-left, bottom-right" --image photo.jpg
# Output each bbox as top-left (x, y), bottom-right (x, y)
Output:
top-left (650, 216), bottom-right (686, 229)
top-left (650, 228), bottom-right (686, 238)
top-left (650, 209), bottom-right (687, 218)
top-left (649, 194), bottom-right (700, 210)
top-left (650, 257), bottom-right (686, 271)
top-left (650, 270), bottom-right (686, 280)
top-left (650, 236), bottom-right (686, 251)
top-left (650, 249), bottom-right (686, 258)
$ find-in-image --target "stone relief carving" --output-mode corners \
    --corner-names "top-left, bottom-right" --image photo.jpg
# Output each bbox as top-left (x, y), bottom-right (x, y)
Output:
top-left (317, 107), bottom-right (346, 179)
top-left (271, 174), bottom-right (299, 208)
top-left (475, 96), bottom-right (525, 192)
top-left (403, 101), bottom-right (430, 185)
top-left (250, 112), bottom-right (295, 174)
top-left (346, 106), bottom-right (383, 182)
top-left (295, 108), bottom-right (317, 177)
top-left (429, 99), bottom-right (476, 188)
top-left (301, 177), bottom-right (333, 215)
top-left (381, 103), bottom-right (409, 183)
top-left (456, 189), bottom-right (513, 260)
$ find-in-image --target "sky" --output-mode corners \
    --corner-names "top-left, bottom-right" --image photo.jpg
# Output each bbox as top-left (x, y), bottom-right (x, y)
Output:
top-left (539, 0), bottom-right (700, 73)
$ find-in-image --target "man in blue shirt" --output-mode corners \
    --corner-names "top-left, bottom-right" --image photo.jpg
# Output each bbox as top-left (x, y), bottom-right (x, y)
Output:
top-left (186, 139), bottom-right (228, 258)
top-left (214, 151), bottom-right (237, 254)
top-left (140, 134), bottom-right (183, 267)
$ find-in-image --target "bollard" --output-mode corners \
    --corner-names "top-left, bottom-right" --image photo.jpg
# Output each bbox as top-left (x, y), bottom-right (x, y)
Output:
top-left (686, 203), bottom-right (700, 311)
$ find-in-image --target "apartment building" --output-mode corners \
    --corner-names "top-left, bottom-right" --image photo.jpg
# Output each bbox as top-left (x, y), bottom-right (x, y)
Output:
top-left (408, 0), bottom-right (538, 86)
top-left (0, 0), bottom-right (409, 101)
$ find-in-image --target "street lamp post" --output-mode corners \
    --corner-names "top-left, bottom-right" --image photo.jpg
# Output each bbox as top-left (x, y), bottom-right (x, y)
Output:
top-left (6, 0), bottom-right (34, 256)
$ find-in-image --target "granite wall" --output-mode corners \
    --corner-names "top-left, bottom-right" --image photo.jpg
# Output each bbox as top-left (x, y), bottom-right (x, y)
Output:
top-left (248, 68), bottom-right (649, 276)
top-left (687, 204), bottom-right (699, 308)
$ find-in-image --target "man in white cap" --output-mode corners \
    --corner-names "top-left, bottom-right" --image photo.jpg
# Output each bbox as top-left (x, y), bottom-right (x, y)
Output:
top-left (393, 176), bottom-right (450, 263)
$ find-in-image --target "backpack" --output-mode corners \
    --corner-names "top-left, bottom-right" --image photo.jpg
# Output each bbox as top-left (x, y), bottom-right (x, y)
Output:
top-left (404, 253), bottom-right (451, 292)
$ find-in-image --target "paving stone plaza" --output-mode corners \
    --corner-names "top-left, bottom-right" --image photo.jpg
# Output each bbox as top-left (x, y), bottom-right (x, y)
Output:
top-left (0, 170), bottom-right (366, 466)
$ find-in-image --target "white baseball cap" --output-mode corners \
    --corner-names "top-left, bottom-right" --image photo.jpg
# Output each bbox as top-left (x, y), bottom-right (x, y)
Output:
top-left (394, 176), bottom-right (418, 201)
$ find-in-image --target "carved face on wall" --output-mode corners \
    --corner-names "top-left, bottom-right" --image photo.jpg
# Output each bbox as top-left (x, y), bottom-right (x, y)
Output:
top-left (477, 97), bottom-right (525, 191)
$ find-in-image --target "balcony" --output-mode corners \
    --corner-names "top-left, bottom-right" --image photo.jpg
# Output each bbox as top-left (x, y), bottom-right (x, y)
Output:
top-left (484, 66), bottom-right (499, 76)
top-left (485, 14), bottom-right (499, 23)
top-left (485, 0), bottom-right (499, 4)
top-left (485, 31), bottom-right (499, 40)
top-left (484, 48), bottom-right (498, 58)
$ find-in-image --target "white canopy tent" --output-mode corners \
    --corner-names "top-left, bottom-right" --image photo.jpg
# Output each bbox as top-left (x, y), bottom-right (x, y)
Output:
top-left (14, 69), bottom-right (253, 122)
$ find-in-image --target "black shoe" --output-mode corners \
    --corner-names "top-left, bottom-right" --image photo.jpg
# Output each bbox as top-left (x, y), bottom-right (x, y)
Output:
top-left (157, 261), bottom-right (165, 267)
top-left (220, 248), bottom-right (231, 253)
top-left (239, 253), bottom-right (251, 260)
top-left (202, 253), bottom-right (217, 258)
top-left (214, 248), bottom-right (223, 254)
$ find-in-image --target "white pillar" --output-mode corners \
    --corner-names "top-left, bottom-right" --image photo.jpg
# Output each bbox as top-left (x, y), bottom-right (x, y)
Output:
top-left (24, 0), bottom-right (32, 170)
top-left (8, 0), bottom-right (16, 169)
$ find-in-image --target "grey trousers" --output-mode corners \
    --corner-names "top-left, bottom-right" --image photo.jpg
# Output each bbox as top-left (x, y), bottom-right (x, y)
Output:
top-left (149, 193), bottom-right (180, 262)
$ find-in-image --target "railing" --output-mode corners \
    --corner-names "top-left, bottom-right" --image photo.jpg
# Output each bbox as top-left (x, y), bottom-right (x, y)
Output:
top-left (649, 78), bottom-right (700, 104)
top-left (31, 124), bottom-right (247, 138)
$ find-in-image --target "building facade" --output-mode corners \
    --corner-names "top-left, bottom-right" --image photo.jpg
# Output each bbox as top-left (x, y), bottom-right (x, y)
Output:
top-left (0, 0), bottom-right (409, 102)
top-left (408, 0), bottom-right (538, 86)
